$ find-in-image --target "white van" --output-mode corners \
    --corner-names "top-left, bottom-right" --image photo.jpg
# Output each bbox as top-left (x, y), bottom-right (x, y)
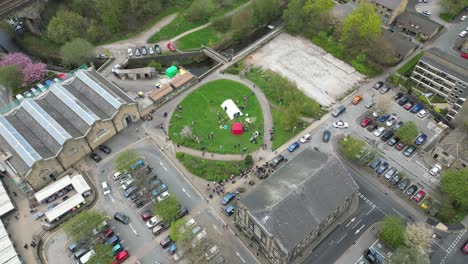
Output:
top-left (113, 171), bottom-right (122, 181)
top-left (101, 181), bottom-right (110, 195)
top-left (79, 250), bottom-right (95, 264)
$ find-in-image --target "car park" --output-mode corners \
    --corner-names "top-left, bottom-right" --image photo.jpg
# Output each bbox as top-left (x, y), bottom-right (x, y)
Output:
top-left (322, 130), bottom-right (331, 142)
top-left (376, 162), bottom-right (389, 174)
top-left (412, 190), bottom-right (426, 203)
top-left (141, 46), bottom-right (148, 56)
top-left (205, 245), bottom-right (220, 261)
top-left (397, 178), bottom-right (410, 190)
top-left (403, 146), bottom-right (416, 156)
top-left (383, 167), bottom-right (397, 180)
top-left (127, 48), bottom-right (133, 57)
top-left (135, 47), bottom-right (141, 56)
top-left (221, 192), bottom-right (235, 205)
top-left (369, 159), bottom-right (381, 170)
top-left (98, 144), bottom-right (111, 154)
top-left (414, 134), bottom-right (427, 145)
top-left (333, 121), bottom-right (348, 129)
top-left (429, 164), bottom-right (442, 176)
top-left (405, 185), bottom-right (418, 196)
top-left (352, 95), bottom-right (363, 105)
top-left (114, 212), bottom-right (130, 224)
top-left (379, 85), bottom-right (390, 94)
top-left (372, 111), bottom-right (379, 118)
top-left (395, 142), bottom-right (405, 151)
top-left (135, 199), bottom-right (146, 208)
top-left (367, 124), bottom-right (378, 132)
top-left (373, 127), bottom-right (386, 137)
top-left (151, 182), bottom-right (168, 197)
top-left (403, 101), bottom-right (414, 110)
top-left (90, 152), bottom-right (102, 162)
top-left (385, 115), bottom-right (397, 127)
top-left (299, 133), bottom-right (311, 143)
top-left (361, 117), bottom-right (372, 127)
top-left (410, 104), bottom-right (423, 113)
top-left (288, 142), bottom-right (300, 152)
top-left (80, 250), bottom-right (95, 264)
top-left (160, 236), bottom-right (172, 248)
top-left (387, 137), bottom-right (399, 146)
top-left (416, 109), bottom-right (429, 118)
top-left (167, 42), bottom-right (176, 51)
top-left (157, 191), bottom-right (170, 202)
top-left (373, 81), bottom-right (383, 89)
top-left (67, 241), bottom-right (79, 253)
top-left (146, 216), bottom-right (162, 229)
top-left (148, 46), bottom-right (155, 55)
top-left (381, 130), bottom-right (394, 142)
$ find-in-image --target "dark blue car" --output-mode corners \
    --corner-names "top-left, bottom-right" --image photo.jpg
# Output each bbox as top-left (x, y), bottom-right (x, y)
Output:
top-left (288, 142), bottom-right (300, 152)
top-left (221, 192), bottom-right (235, 205)
top-left (414, 134), bottom-right (427, 145)
top-left (376, 162), bottom-right (389, 174)
top-left (410, 104), bottom-right (424, 113)
top-left (224, 205), bottom-right (235, 216)
top-left (369, 159), bottom-right (381, 169)
top-left (378, 114), bottom-right (390, 122)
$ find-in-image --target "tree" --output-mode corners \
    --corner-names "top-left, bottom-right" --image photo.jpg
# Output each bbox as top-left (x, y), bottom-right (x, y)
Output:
top-left (302, 0), bottom-right (335, 35)
top-left (47, 10), bottom-right (86, 44)
top-left (172, 221), bottom-right (212, 264)
top-left (148, 61), bottom-right (163, 71)
top-left (115, 150), bottom-right (139, 172)
top-left (441, 168), bottom-right (468, 210)
top-left (394, 121), bottom-right (418, 145)
top-left (283, 0), bottom-right (306, 34)
top-left (60, 38), bottom-right (95, 67)
top-left (405, 223), bottom-right (433, 256)
top-left (340, 2), bottom-right (382, 55)
top-left (339, 135), bottom-right (366, 161)
top-left (129, 0), bottom-right (163, 18)
top-left (0, 53), bottom-right (46, 84)
top-left (439, 0), bottom-right (466, 13)
top-left (231, 8), bottom-right (254, 40)
top-left (244, 154), bottom-right (254, 167)
top-left (187, 0), bottom-right (215, 22)
top-left (95, 0), bottom-right (126, 33)
top-left (212, 15), bottom-right (232, 32)
top-left (380, 216), bottom-right (406, 249)
top-left (89, 243), bottom-right (114, 264)
top-left (280, 104), bottom-right (300, 131)
top-left (0, 65), bottom-right (23, 91)
top-left (153, 195), bottom-right (181, 224)
top-left (388, 245), bottom-right (430, 264)
top-left (252, 0), bottom-right (282, 26)
top-left (374, 90), bottom-right (395, 115)
top-left (63, 210), bottom-right (106, 242)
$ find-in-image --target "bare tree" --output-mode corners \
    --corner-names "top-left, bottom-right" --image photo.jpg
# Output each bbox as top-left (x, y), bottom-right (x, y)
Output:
top-left (375, 90), bottom-right (396, 115)
top-left (405, 223), bottom-right (433, 256)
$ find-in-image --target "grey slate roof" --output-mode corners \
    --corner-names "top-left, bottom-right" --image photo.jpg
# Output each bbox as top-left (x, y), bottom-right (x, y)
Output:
top-left (239, 149), bottom-right (358, 254)
top-left (438, 128), bottom-right (467, 163)
top-left (396, 12), bottom-right (443, 36)
top-left (374, 0), bottom-right (404, 10)
top-left (421, 48), bottom-right (468, 83)
top-left (382, 30), bottom-right (417, 57)
top-left (0, 69), bottom-right (136, 175)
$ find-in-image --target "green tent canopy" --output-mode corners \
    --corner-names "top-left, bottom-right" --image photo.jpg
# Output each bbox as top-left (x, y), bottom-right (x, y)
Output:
top-left (165, 65), bottom-right (178, 78)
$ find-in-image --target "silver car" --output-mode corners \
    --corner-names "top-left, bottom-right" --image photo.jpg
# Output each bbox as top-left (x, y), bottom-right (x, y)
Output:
top-left (384, 167), bottom-right (397, 180)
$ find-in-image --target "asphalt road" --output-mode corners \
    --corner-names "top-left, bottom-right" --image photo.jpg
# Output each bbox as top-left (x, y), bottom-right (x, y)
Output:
top-left (431, 229), bottom-right (468, 264)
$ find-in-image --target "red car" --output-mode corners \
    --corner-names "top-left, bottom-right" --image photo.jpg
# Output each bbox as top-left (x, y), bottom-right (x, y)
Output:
top-left (462, 240), bottom-right (468, 254)
top-left (112, 250), bottom-right (130, 264)
top-left (141, 210), bottom-right (153, 221)
top-left (403, 101), bottom-right (414, 110)
top-left (412, 190), bottom-right (426, 203)
top-left (395, 142), bottom-right (405, 151)
top-left (461, 53), bottom-right (468, 60)
top-left (361, 117), bottom-right (373, 128)
top-left (167, 42), bottom-right (176, 52)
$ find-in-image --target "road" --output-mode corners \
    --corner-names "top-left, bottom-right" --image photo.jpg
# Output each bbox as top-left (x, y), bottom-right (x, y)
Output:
top-left (431, 229), bottom-right (468, 264)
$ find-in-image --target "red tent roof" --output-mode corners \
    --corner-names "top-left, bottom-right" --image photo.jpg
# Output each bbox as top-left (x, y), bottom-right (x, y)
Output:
top-left (232, 123), bottom-right (243, 135)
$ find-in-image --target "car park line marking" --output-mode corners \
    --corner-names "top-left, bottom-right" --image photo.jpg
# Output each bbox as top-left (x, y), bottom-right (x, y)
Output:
top-left (432, 240), bottom-right (448, 253)
top-left (109, 195), bottom-right (115, 203)
top-left (136, 201), bottom-right (154, 213)
top-left (182, 188), bottom-right (190, 198)
top-left (236, 252), bottom-right (246, 263)
top-left (159, 162), bottom-right (168, 171)
top-left (336, 233), bottom-right (348, 244)
top-left (128, 224), bottom-right (138, 236)
top-left (392, 208), bottom-right (404, 218)
top-left (352, 219), bottom-right (362, 229)
top-left (440, 230), bottom-right (466, 264)
top-left (212, 224), bottom-right (222, 235)
top-left (366, 206), bottom-right (375, 215)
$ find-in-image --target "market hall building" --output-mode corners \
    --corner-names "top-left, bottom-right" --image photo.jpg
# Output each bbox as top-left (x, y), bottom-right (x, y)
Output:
top-left (0, 70), bottom-right (140, 191)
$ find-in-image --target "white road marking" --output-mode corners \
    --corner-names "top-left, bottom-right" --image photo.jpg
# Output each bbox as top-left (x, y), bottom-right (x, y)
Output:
top-left (128, 224), bottom-right (138, 236)
top-left (440, 230), bottom-right (466, 264)
top-left (345, 217), bottom-right (356, 228)
top-left (212, 224), bottom-right (222, 234)
top-left (182, 188), bottom-right (190, 198)
top-left (352, 219), bottom-right (362, 229)
top-left (236, 252), bottom-right (246, 263)
top-left (366, 206), bottom-right (375, 215)
top-left (355, 224), bottom-right (365, 235)
top-left (136, 201), bottom-right (153, 213)
top-left (336, 233), bottom-right (348, 244)
top-left (109, 195), bottom-right (115, 203)
top-left (159, 162), bottom-right (167, 171)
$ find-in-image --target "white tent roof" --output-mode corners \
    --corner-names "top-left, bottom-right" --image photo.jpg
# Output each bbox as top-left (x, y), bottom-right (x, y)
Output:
top-left (0, 181), bottom-right (14, 217)
top-left (221, 99), bottom-right (242, 120)
top-left (0, 221), bottom-right (21, 264)
top-left (71, 174), bottom-right (91, 195)
top-left (45, 194), bottom-right (84, 222)
top-left (34, 175), bottom-right (72, 203)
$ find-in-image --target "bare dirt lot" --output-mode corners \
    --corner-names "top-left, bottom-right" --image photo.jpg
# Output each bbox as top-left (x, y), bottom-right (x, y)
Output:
top-left (249, 33), bottom-right (365, 107)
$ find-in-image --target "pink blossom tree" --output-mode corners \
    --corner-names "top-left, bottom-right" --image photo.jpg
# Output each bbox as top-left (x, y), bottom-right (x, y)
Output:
top-left (0, 53), bottom-right (47, 84)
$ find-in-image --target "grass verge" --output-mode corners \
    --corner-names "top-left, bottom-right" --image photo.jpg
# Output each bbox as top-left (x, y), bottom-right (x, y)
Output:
top-left (175, 26), bottom-right (222, 50)
top-left (176, 152), bottom-right (251, 182)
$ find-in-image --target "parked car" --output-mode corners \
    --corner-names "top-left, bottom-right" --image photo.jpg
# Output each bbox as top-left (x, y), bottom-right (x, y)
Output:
top-left (414, 134), bottom-right (427, 145)
top-left (397, 178), bottom-right (410, 190)
top-left (127, 48), bottom-right (133, 57)
top-left (152, 223), bottom-right (169, 236)
top-left (112, 250), bottom-right (129, 264)
top-left (461, 240), bottom-right (468, 254)
top-left (395, 142), bottom-right (405, 151)
top-left (221, 192), bottom-right (235, 205)
top-left (403, 146), bottom-right (416, 156)
top-left (288, 142), bottom-right (300, 152)
top-left (412, 190), bottom-right (426, 203)
top-left (271, 155), bottom-right (285, 167)
top-left (373, 127), bottom-right (386, 137)
top-left (367, 124), bottom-right (378, 132)
top-left (380, 85), bottom-right (390, 94)
top-left (378, 114), bottom-right (390, 122)
top-left (403, 101), bottom-right (414, 110)
top-left (385, 115), bottom-right (397, 127)
top-left (393, 121), bottom-right (404, 130)
top-left (167, 42), bottom-right (176, 51)
top-left (459, 30), bottom-right (468, 38)
top-left (376, 162), bottom-right (389, 174)
top-left (224, 205), bottom-right (235, 216)
top-left (124, 186), bottom-right (139, 198)
top-left (387, 137), bottom-right (399, 146)
top-left (389, 174), bottom-right (401, 185)
top-left (114, 212), bottom-right (130, 224)
top-left (369, 159), bottom-right (381, 170)
top-left (428, 164), bottom-right (442, 176)
top-left (384, 167), bottom-right (397, 180)
top-left (178, 207), bottom-right (189, 219)
top-left (141, 210), bottom-right (153, 221)
top-left (405, 184), bottom-right (419, 196)
top-left (364, 249), bottom-right (379, 264)
top-left (365, 101), bottom-right (375, 108)
top-left (101, 181), bottom-right (111, 195)
top-left (331, 105), bottom-right (346, 117)
top-left (98, 144), bottom-right (111, 154)
top-left (420, 10), bottom-right (431, 17)
top-left (89, 152), bottom-right (102, 162)
top-left (135, 47), bottom-right (141, 56)
top-left (381, 130), bottom-right (394, 142)
top-left (299, 133), bottom-right (311, 143)
top-left (160, 236), bottom-right (172, 248)
top-left (141, 46), bottom-right (148, 55)
top-left (112, 244), bottom-right (124, 255)
top-left (398, 96), bottom-right (409, 106)
top-left (106, 235), bottom-right (120, 245)
top-left (373, 81), bottom-right (383, 89)
top-left (361, 117), bottom-right (373, 128)
top-left (148, 46), bottom-right (155, 55)
top-left (333, 121), bottom-right (348, 129)
top-left (352, 95), bottom-right (363, 105)
top-left (410, 104), bottom-right (424, 113)
top-left (157, 191), bottom-right (170, 202)
top-left (417, 109), bottom-right (429, 118)
top-left (146, 216), bottom-right (161, 229)
top-left (394, 92), bottom-right (403, 100)
top-left (322, 130), bottom-right (331, 142)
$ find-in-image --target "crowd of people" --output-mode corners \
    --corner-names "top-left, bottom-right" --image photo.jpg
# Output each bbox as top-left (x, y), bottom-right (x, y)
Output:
top-left (253, 162), bottom-right (275, 179)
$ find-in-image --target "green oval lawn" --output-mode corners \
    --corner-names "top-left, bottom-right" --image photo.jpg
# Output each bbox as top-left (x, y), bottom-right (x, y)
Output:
top-left (169, 79), bottom-right (264, 154)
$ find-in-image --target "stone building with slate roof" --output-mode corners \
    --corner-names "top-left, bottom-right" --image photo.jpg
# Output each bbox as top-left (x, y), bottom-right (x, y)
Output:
top-left (0, 69), bottom-right (140, 191)
top-left (353, 0), bottom-right (408, 25)
top-left (431, 128), bottom-right (467, 170)
top-left (235, 148), bottom-right (358, 264)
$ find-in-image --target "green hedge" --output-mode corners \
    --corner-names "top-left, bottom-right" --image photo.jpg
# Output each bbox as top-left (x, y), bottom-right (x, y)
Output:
top-left (397, 52), bottom-right (424, 76)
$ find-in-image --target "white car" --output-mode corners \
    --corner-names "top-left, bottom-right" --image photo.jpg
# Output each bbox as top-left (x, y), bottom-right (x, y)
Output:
top-left (148, 46), bottom-right (155, 55)
top-left (460, 30), bottom-right (468, 38)
top-left (372, 112), bottom-right (379, 118)
top-left (416, 109), bottom-right (429, 118)
top-left (385, 115), bottom-right (397, 127)
top-left (157, 191), bottom-right (170, 202)
top-left (429, 164), bottom-right (442, 176)
top-left (365, 101), bottom-right (374, 108)
top-left (127, 48), bottom-right (133, 57)
top-left (333, 121), bottom-right (349, 129)
top-left (373, 127), bottom-right (386, 137)
top-left (421, 11), bottom-right (431, 17)
top-left (461, 15), bottom-right (467, 21)
top-left (146, 216), bottom-right (161, 229)
top-left (111, 64), bottom-right (121, 73)
top-left (299, 133), bottom-right (311, 143)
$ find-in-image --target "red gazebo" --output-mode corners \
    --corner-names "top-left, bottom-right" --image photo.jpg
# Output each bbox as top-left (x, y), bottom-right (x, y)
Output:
top-left (232, 123), bottom-right (243, 135)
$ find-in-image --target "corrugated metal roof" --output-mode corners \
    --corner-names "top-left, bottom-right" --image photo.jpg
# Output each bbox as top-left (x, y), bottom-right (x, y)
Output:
top-left (45, 194), bottom-right (84, 222)
top-left (76, 71), bottom-right (123, 109)
top-left (34, 175), bottom-right (72, 203)
top-left (0, 180), bottom-right (14, 217)
top-left (0, 220), bottom-right (21, 264)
